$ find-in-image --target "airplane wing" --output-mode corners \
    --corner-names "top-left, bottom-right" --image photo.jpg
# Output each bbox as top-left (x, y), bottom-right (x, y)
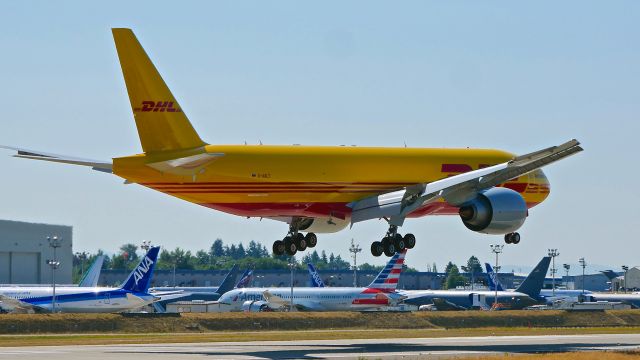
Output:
top-left (0, 145), bottom-right (112, 173)
top-left (150, 290), bottom-right (191, 302)
top-left (0, 295), bottom-right (46, 313)
top-left (146, 151), bottom-right (225, 176)
top-left (262, 290), bottom-right (289, 309)
top-left (350, 139), bottom-right (583, 224)
top-left (431, 298), bottom-right (468, 311)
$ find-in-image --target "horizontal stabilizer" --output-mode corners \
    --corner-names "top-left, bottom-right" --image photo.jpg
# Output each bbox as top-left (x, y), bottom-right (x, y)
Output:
top-left (0, 145), bottom-right (112, 173)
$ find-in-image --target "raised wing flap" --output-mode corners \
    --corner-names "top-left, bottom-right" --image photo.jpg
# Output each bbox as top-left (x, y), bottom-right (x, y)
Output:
top-left (1, 145), bottom-right (113, 173)
top-left (0, 295), bottom-right (44, 313)
top-left (147, 152), bottom-right (224, 176)
top-left (263, 290), bottom-right (288, 307)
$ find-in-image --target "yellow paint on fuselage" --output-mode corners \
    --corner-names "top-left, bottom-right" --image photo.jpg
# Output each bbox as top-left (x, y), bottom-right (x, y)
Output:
top-left (112, 145), bottom-right (550, 209)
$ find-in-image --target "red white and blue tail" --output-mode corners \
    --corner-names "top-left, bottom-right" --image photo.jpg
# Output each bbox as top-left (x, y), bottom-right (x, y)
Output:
top-left (367, 250), bottom-right (406, 290)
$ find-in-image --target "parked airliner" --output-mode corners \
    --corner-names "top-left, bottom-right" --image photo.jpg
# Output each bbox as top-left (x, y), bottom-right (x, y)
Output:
top-left (218, 251), bottom-right (406, 311)
top-left (1, 28), bottom-right (582, 258)
top-left (0, 247), bottom-right (160, 313)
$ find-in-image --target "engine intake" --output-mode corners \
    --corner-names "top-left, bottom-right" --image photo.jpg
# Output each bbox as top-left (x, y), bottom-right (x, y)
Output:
top-left (458, 187), bottom-right (527, 235)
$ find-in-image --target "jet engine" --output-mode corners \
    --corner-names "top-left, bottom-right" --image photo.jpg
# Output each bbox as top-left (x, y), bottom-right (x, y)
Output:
top-left (241, 300), bottom-right (271, 312)
top-left (298, 217), bottom-right (350, 234)
top-left (458, 187), bottom-right (527, 235)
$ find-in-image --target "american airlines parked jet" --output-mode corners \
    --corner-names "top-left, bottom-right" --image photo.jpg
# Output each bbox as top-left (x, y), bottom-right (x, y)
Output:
top-left (1, 28), bottom-right (582, 258)
top-left (0, 247), bottom-right (160, 313)
top-left (218, 251), bottom-right (407, 311)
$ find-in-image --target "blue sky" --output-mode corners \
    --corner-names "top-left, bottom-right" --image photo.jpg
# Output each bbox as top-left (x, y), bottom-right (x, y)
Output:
top-left (0, 1), bottom-right (638, 273)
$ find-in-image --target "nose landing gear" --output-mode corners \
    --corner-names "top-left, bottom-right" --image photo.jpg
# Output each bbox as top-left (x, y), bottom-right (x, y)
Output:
top-left (370, 225), bottom-right (416, 257)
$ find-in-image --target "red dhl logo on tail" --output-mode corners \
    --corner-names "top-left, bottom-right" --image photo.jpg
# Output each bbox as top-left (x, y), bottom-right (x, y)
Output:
top-left (134, 101), bottom-right (182, 113)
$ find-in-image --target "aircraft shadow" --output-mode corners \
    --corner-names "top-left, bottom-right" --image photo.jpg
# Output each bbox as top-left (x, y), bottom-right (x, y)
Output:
top-left (112, 341), bottom-right (637, 359)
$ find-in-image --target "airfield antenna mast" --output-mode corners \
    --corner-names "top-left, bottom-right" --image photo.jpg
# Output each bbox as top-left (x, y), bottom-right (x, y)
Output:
top-left (349, 239), bottom-right (362, 287)
top-left (47, 236), bottom-right (62, 313)
top-left (490, 244), bottom-right (504, 310)
top-left (548, 249), bottom-right (559, 296)
top-left (288, 257), bottom-right (295, 312)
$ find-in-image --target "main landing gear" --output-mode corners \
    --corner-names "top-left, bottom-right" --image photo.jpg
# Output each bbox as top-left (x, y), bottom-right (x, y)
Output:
top-left (272, 227), bottom-right (318, 256)
top-left (504, 232), bottom-right (521, 244)
top-left (370, 225), bottom-right (416, 257)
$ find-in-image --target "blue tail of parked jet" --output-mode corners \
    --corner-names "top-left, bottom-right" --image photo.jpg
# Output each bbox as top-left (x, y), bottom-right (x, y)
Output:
top-left (308, 263), bottom-right (325, 287)
top-left (485, 263), bottom-right (505, 291)
top-left (235, 268), bottom-right (253, 288)
top-left (216, 264), bottom-right (239, 295)
top-left (515, 256), bottom-right (551, 298)
top-left (120, 246), bottom-right (160, 293)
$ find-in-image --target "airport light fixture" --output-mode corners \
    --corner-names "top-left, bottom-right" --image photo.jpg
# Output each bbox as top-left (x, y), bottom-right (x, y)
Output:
top-left (622, 265), bottom-right (629, 293)
top-left (140, 240), bottom-right (151, 252)
top-left (47, 236), bottom-right (62, 312)
top-left (548, 249), bottom-right (559, 296)
top-left (490, 244), bottom-right (504, 309)
top-left (579, 258), bottom-right (587, 294)
top-left (348, 238), bottom-right (362, 287)
top-left (563, 264), bottom-right (570, 287)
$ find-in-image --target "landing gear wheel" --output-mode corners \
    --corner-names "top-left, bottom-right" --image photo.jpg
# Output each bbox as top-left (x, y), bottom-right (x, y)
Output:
top-left (371, 241), bottom-right (384, 257)
top-left (403, 233), bottom-right (416, 249)
top-left (294, 233), bottom-right (307, 251)
top-left (273, 240), bottom-right (285, 256)
top-left (393, 233), bottom-right (406, 251)
top-left (383, 237), bottom-right (396, 257)
top-left (284, 236), bottom-right (298, 256)
top-left (504, 232), bottom-right (521, 245)
top-left (305, 233), bottom-right (318, 248)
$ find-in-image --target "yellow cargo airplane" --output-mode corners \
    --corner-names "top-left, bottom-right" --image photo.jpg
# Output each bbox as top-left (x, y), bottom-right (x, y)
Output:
top-left (1, 29), bottom-right (583, 257)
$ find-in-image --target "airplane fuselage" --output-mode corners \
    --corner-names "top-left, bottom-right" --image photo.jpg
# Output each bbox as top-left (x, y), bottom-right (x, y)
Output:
top-left (0, 286), bottom-right (155, 313)
top-left (113, 145), bottom-right (550, 226)
top-left (400, 289), bottom-right (537, 310)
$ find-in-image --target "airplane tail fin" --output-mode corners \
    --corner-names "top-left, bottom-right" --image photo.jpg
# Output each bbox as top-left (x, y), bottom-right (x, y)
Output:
top-left (120, 246), bottom-right (160, 293)
top-left (515, 256), bottom-right (551, 298)
top-left (215, 264), bottom-right (239, 296)
top-left (485, 262), bottom-right (505, 292)
top-left (78, 255), bottom-right (105, 287)
top-left (235, 268), bottom-right (254, 288)
top-left (367, 250), bottom-right (407, 290)
top-left (112, 28), bottom-right (206, 153)
top-left (601, 270), bottom-right (619, 280)
top-left (307, 263), bottom-right (326, 287)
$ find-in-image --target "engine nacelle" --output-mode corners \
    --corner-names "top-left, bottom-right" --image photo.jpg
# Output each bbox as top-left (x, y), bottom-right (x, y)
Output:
top-left (241, 300), bottom-right (271, 312)
top-left (298, 217), bottom-right (350, 234)
top-left (458, 187), bottom-right (527, 235)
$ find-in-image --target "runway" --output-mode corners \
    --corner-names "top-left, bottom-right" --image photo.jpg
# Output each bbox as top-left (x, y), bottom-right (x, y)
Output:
top-left (2, 333), bottom-right (640, 359)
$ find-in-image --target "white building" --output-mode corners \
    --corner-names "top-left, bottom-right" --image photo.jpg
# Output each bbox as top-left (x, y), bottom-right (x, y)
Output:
top-left (0, 219), bottom-right (72, 284)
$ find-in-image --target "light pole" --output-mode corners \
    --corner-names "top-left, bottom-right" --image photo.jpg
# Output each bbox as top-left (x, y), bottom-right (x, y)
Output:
top-left (548, 249), bottom-right (559, 296)
top-left (579, 257), bottom-right (587, 294)
top-left (47, 236), bottom-right (62, 312)
top-left (348, 238), bottom-right (362, 287)
top-left (563, 264), bottom-right (570, 288)
top-left (288, 257), bottom-right (296, 312)
top-left (490, 244), bottom-right (504, 309)
top-left (622, 265), bottom-right (629, 293)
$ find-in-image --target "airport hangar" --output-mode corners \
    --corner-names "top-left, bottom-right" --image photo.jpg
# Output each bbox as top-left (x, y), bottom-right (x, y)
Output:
top-left (0, 219), bottom-right (72, 284)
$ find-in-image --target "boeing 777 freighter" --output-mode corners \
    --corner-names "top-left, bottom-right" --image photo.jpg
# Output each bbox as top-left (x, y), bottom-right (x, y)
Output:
top-left (1, 29), bottom-right (583, 257)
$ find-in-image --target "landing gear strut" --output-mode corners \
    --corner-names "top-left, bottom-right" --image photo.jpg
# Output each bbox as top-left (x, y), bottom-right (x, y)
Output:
top-left (504, 232), bottom-right (521, 244)
top-left (272, 220), bottom-right (317, 256)
top-left (371, 225), bottom-right (416, 257)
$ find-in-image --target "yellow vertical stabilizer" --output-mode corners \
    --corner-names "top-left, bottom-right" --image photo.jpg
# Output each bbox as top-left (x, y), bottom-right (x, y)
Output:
top-left (112, 28), bottom-right (206, 153)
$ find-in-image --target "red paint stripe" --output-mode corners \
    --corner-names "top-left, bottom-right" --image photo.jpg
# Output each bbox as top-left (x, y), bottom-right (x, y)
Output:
top-left (165, 190), bottom-right (382, 194)
top-left (142, 181), bottom-right (410, 186)
top-left (390, 269), bottom-right (402, 274)
top-left (384, 278), bottom-right (399, 284)
top-left (352, 298), bottom-right (389, 305)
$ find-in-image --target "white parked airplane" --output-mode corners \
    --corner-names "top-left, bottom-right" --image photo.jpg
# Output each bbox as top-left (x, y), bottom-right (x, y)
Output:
top-left (0, 247), bottom-right (160, 313)
top-left (217, 250), bottom-right (407, 312)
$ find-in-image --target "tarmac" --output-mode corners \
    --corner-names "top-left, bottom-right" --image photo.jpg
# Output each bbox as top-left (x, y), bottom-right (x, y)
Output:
top-left (2, 333), bottom-right (640, 359)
